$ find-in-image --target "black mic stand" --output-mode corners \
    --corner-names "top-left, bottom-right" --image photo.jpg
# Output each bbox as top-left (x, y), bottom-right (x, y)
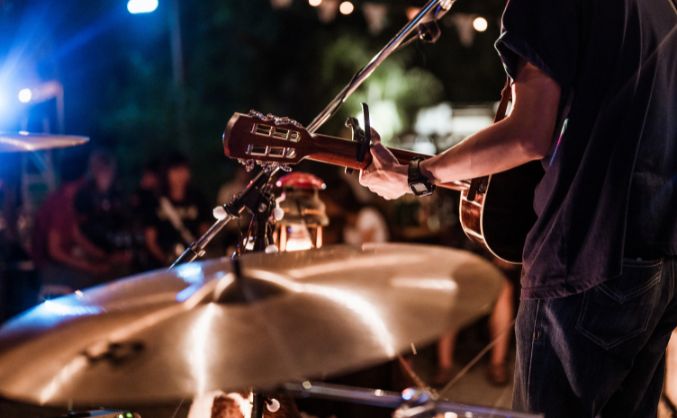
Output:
top-left (170, 167), bottom-right (277, 268)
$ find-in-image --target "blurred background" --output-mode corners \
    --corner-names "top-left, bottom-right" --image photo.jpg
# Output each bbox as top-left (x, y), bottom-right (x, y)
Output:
top-left (0, 1), bottom-right (520, 416)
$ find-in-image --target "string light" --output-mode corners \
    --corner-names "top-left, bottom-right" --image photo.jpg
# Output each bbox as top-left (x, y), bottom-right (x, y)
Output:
top-left (339, 1), bottom-right (354, 15)
top-left (472, 16), bottom-right (488, 32)
top-left (308, 0), bottom-right (322, 6)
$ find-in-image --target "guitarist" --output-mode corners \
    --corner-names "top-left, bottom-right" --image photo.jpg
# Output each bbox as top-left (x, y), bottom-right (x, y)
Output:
top-left (359, 0), bottom-right (677, 416)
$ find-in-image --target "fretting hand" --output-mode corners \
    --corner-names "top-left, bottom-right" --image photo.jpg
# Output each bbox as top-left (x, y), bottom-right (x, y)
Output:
top-left (359, 130), bottom-right (411, 200)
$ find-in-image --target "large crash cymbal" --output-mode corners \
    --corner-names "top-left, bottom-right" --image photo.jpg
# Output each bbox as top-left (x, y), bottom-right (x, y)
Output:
top-left (0, 132), bottom-right (89, 152)
top-left (0, 243), bottom-right (504, 406)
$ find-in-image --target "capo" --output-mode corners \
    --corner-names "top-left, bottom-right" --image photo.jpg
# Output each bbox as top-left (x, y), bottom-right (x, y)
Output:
top-left (344, 102), bottom-right (372, 174)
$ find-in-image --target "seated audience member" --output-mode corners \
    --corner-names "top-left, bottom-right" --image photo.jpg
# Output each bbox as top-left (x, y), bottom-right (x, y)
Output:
top-left (129, 158), bottom-right (162, 271)
top-left (323, 176), bottom-right (389, 246)
top-left (144, 153), bottom-right (210, 266)
top-left (32, 158), bottom-right (112, 297)
top-left (74, 149), bottom-right (132, 275)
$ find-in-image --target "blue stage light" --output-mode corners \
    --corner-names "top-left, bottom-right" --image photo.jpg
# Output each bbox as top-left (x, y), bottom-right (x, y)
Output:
top-left (127, 0), bottom-right (159, 14)
top-left (17, 88), bottom-right (32, 103)
top-left (0, 90), bottom-right (7, 111)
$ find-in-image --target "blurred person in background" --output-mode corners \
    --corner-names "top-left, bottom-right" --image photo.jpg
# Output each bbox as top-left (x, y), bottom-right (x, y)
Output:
top-left (31, 155), bottom-right (113, 297)
top-left (322, 176), bottom-right (388, 246)
top-left (144, 153), bottom-right (211, 267)
top-left (130, 158), bottom-right (162, 271)
top-left (74, 149), bottom-right (132, 278)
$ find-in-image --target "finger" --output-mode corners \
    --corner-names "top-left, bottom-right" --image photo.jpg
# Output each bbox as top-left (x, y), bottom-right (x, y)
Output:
top-left (371, 142), bottom-right (398, 165)
top-left (369, 147), bottom-right (386, 169)
top-left (369, 128), bottom-right (381, 143)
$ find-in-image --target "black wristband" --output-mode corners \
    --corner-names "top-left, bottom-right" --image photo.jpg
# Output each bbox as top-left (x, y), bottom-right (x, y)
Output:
top-left (408, 158), bottom-right (435, 196)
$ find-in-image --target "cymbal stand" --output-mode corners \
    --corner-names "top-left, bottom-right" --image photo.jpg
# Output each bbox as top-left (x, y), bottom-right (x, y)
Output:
top-left (283, 381), bottom-right (543, 418)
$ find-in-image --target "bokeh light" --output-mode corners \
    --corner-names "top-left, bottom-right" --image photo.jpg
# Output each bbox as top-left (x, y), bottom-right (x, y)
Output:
top-left (472, 16), bottom-right (488, 32)
top-left (339, 1), bottom-right (354, 15)
top-left (308, 0), bottom-right (322, 7)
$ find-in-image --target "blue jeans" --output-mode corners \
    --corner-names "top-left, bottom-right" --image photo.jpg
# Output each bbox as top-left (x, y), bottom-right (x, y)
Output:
top-left (514, 257), bottom-right (677, 417)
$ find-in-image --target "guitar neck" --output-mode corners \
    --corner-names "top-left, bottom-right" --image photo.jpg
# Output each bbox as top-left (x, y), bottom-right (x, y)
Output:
top-left (308, 133), bottom-right (468, 192)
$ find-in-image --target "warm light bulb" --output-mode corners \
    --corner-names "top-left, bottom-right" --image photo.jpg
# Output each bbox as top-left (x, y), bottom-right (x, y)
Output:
top-left (308, 0), bottom-right (322, 7)
top-left (339, 1), bottom-right (354, 15)
top-left (472, 16), bottom-right (488, 32)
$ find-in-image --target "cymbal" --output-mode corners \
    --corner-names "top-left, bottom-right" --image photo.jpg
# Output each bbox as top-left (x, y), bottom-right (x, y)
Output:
top-left (0, 243), bottom-right (504, 406)
top-left (0, 132), bottom-right (89, 152)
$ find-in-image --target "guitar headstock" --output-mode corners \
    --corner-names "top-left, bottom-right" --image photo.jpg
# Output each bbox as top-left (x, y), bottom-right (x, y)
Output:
top-left (223, 111), bottom-right (313, 170)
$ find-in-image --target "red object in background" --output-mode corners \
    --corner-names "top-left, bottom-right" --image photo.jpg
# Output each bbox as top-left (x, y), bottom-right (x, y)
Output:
top-left (276, 172), bottom-right (326, 190)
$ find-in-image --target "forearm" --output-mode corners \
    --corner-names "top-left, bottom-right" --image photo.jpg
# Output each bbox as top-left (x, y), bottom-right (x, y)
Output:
top-left (53, 252), bottom-right (96, 272)
top-left (421, 115), bottom-right (544, 183)
top-left (48, 232), bottom-right (96, 272)
top-left (422, 63), bottom-right (561, 183)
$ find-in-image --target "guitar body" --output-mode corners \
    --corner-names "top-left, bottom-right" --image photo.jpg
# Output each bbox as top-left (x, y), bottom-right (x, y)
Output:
top-left (459, 161), bottom-right (544, 264)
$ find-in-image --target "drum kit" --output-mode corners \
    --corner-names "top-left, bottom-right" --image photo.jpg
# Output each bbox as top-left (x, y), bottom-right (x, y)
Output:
top-left (0, 1), bottom-right (543, 416)
top-left (0, 240), bottom-right (535, 417)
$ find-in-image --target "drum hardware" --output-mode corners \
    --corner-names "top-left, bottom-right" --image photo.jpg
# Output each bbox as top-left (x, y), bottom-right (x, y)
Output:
top-left (282, 381), bottom-right (542, 418)
top-left (48, 410), bottom-right (140, 418)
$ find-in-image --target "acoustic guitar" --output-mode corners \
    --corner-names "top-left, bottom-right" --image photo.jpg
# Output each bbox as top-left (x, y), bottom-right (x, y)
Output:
top-left (222, 111), bottom-right (542, 263)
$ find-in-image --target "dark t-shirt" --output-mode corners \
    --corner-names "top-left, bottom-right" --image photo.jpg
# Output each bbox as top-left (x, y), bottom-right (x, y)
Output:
top-left (146, 189), bottom-right (211, 257)
top-left (74, 181), bottom-right (129, 251)
top-left (495, 0), bottom-right (676, 298)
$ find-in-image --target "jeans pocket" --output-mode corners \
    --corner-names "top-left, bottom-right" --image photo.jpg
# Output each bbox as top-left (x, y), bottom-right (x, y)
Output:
top-left (575, 259), bottom-right (663, 350)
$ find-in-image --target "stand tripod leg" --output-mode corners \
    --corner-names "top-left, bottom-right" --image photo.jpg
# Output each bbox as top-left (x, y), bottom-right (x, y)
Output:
top-left (251, 392), bottom-right (266, 418)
